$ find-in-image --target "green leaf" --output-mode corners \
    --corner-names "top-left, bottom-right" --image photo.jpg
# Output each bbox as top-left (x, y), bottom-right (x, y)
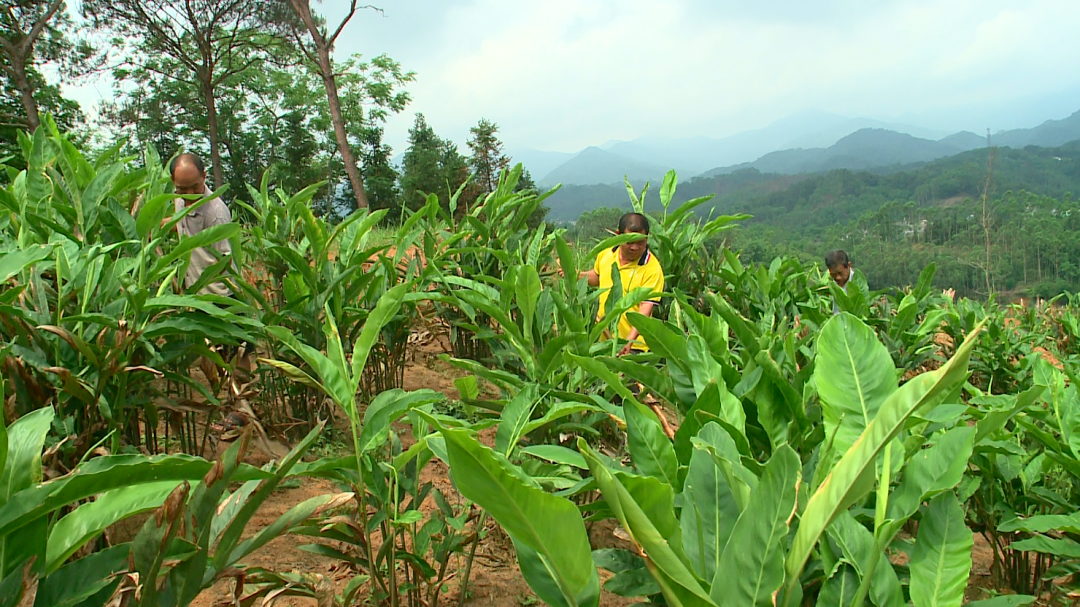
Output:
top-left (0, 245), bottom-right (53, 283)
top-left (431, 419), bottom-right (599, 607)
top-left (0, 454), bottom-right (269, 542)
top-left (230, 493), bottom-right (348, 563)
top-left (358, 389), bottom-right (445, 453)
top-left (34, 545), bottom-right (129, 607)
top-left (626, 398), bottom-right (679, 490)
top-left (521, 445), bottom-right (587, 470)
top-left (0, 408), bottom-right (53, 576)
top-left (681, 448), bottom-right (738, 582)
top-left (495, 385), bottom-right (541, 456)
top-left (516, 265), bottom-right (542, 344)
top-left (816, 313), bottom-right (897, 455)
top-left (999, 513), bottom-right (1080, 534)
top-left (910, 494), bottom-right (972, 607)
top-left (784, 320), bottom-right (984, 598)
top-left (963, 597), bottom-right (1036, 607)
top-left (580, 440), bottom-right (714, 607)
top-left (149, 222), bottom-right (239, 277)
top-left (973, 385), bottom-right (1044, 445)
top-left (711, 445), bottom-right (800, 607)
top-left (815, 564), bottom-right (859, 607)
top-left (1008, 536), bottom-right (1080, 558)
top-left (826, 512), bottom-right (903, 607)
top-left (887, 426), bottom-right (975, 524)
top-left (45, 481), bottom-right (178, 573)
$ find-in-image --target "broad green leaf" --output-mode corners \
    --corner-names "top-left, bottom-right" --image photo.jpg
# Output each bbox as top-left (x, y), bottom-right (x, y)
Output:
top-left (1008, 536), bottom-right (1080, 558)
top-left (973, 385), bottom-right (1044, 445)
top-left (712, 445), bottom-right (800, 607)
top-left (516, 265), bottom-right (542, 344)
top-left (265, 326), bottom-right (352, 408)
top-left (0, 454), bottom-right (269, 541)
top-left (520, 401), bottom-right (598, 436)
top-left (580, 440), bottom-right (714, 607)
top-left (358, 389), bottom-right (445, 454)
top-left (963, 597), bottom-right (1036, 607)
top-left (626, 398), bottom-right (679, 490)
top-left (433, 420), bottom-right (599, 607)
top-left (691, 424), bottom-right (756, 511)
top-left (681, 449), bottom-right (738, 582)
top-left (230, 493), bottom-right (349, 564)
top-left (784, 320), bottom-right (983, 599)
top-left (826, 512), bottom-right (903, 607)
top-left (150, 222), bottom-right (239, 277)
top-left (0, 408), bottom-right (53, 577)
top-left (495, 385), bottom-right (541, 456)
top-left (999, 513), bottom-right (1080, 534)
top-left (521, 445), bottom-right (587, 469)
top-left (816, 313), bottom-right (897, 455)
top-left (815, 564), bottom-right (859, 607)
top-left (45, 481), bottom-right (178, 573)
top-left (910, 494), bottom-right (972, 607)
top-left (674, 383), bottom-right (722, 466)
top-left (887, 426), bottom-right (975, 524)
top-left (0, 245), bottom-right (53, 283)
top-left (34, 545), bottom-right (129, 607)
top-left (352, 283), bottom-right (411, 382)
top-left (1049, 368), bottom-right (1080, 460)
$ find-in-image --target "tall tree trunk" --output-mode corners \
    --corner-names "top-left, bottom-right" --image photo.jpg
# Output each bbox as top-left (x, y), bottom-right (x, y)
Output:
top-left (287, 0), bottom-right (368, 210)
top-left (202, 81), bottom-right (226, 189)
top-left (10, 56), bottom-right (40, 132)
top-left (316, 46), bottom-right (368, 209)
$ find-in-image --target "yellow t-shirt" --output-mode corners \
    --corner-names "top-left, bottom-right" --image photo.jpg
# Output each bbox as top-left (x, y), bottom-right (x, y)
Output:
top-left (595, 245), bottom-right (664, 351)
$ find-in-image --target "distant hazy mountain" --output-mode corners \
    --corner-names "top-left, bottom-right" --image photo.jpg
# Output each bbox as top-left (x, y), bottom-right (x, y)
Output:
top-left (702, 129), bottom-right (972, 177)
top-left (780, 118), bottom-right (950, 149)
top-left (697, 110), bottom-right (1080, 177)
top-left (506, 148), bottom-right (574, 180)
top-left (537, 146), bottom-right (670, 187)
top-left (535, 110), bottom-right (965, 186)
top-left (994, 110), bottom-right (1080, 148)
top-left (938, 131), bottom-right (986, 151)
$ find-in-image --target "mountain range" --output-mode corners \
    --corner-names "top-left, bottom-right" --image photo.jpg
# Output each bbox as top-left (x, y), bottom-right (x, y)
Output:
top-left (524, 109), bottom-right (1080, 188)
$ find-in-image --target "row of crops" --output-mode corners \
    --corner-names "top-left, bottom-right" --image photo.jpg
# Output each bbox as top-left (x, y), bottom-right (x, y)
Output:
top-left (2, 119), bottom-right (1080, 607)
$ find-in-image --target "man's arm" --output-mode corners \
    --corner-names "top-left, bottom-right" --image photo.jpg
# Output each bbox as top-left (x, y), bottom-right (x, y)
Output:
top-left (579, 269), bottom-right (600, 286)
top-left (619, 301), bottom-right (655, 356)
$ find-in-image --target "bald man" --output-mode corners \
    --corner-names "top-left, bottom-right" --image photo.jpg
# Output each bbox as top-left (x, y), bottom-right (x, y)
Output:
top-left (169, 153), bottom-right (234, 297)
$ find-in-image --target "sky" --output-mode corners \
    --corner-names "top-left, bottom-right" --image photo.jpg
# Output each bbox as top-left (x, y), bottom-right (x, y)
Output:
top-left (62, 0), bottom-right (1080, 155)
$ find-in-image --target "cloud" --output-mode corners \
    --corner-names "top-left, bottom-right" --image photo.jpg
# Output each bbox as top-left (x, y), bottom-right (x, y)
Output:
top-left (62, 0), bottom-right (1080, 157)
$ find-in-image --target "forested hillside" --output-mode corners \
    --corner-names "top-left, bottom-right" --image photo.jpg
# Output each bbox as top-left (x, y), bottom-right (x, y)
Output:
top-left (564, 140), bottom-right (1080, 298)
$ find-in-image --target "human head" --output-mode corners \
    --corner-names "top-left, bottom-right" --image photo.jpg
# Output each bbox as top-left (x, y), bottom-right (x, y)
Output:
top-left (170, 153), bottom-right (207, 198)
top-left (825, 249), bottom-right (851, 287)
top-left (617, 212), bottom-right (650, 261)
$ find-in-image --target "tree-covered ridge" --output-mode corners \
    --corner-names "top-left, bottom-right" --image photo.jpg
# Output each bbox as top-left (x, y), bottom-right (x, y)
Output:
top-left (548, 138), bottom-right (1080, 223)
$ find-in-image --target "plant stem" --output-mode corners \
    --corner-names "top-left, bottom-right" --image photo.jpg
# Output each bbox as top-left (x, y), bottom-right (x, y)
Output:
top-left (458, 509), bottom-right (487, 607)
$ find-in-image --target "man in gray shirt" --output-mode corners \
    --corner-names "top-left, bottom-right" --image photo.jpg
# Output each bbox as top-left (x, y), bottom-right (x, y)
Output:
top-left (169, 153), bottom-right (255, 379)
top-left (170, 153), bottom-right (234, 297)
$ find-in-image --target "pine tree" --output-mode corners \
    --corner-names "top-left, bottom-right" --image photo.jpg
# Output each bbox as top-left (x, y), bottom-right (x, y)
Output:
top-left (401, 113), bottom-right (472, 213)
top-left (467, 118), bottom-right (509, 193)
top-left (358, 125), bottom-right (401, 219)
top-left (401, 114), bottom-right (444, 210)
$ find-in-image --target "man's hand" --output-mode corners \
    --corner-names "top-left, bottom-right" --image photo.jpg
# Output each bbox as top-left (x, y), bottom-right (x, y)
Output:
top-left (618, 342), bottom-right (635, 357)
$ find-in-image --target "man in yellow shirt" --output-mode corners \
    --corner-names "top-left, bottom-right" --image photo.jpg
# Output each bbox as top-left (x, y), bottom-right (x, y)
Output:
top-left (579, 212), bottom-right (664, 355)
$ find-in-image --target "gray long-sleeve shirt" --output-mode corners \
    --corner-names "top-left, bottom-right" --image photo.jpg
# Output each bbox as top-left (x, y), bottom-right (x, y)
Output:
top-left (174, 186), bottom-right (233, 296)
